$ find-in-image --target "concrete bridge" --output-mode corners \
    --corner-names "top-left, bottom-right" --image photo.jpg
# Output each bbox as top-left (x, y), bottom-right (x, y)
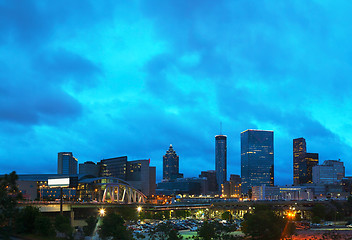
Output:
top-left (19, 200), bottom-right (344, 226)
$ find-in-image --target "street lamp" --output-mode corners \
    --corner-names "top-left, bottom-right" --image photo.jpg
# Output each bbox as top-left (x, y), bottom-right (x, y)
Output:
top-left (137, 206), bottom-right (142, 220)
top-left (99, 208), bottom-right (105, 217)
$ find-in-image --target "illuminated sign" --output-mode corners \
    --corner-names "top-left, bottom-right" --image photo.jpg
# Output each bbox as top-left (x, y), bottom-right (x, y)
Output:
top-left (48, 178), bottom-right (70, 188)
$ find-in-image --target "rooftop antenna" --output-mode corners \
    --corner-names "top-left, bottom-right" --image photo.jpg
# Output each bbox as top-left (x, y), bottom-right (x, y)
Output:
top-left (220, 122), bottom-right (223, 135)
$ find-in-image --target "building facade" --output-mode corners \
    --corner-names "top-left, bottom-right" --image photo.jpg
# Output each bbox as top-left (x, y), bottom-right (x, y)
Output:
top-left (199, 170), bottom-right (218, 195)
top-left (163, 144), bottom-right (183, 181)
top-left (293, 138), bottom-right (319, 185)
top-left (156, 177), bottom-right (206, 195)
top-left (306, 153), bottom-right (319, 184)
top-left (79, 161), bottom-right (100, 177)
top-left (126, 159), bottom-right (156, 196)
top-left (241, 130), bottom-right (274, 195)
top-left (58, 152), bottom-right (78, 175)
top-left (149, 166), bottom-right (156, 196)
top-left (100, 156), bottom-right (128, 180)
top-left (215, 135), bottom-right (227, 191)
top-left (252, 185), bottom-right (280, 201)
top-left (230, 174), bottom-right (241, 197)
top-left (313, 160), bottom-right (345, 184)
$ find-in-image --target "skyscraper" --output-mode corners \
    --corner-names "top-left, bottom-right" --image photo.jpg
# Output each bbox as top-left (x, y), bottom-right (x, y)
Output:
top-left (215, 135), bottom-right (227, 191)
top-left (100, 156), bottom-right (128, 180)
top-left (163, 144), bottom-right (183, 181)
top-left (293, 138), bottom-right (306, 185)
top-left (293, 138), bottom-right (319, 185)
top-left (58, 152), bottom-right (78, 175)
top-left (305, 153), bottom-right (319, 183)
top-left (241, 130), bottom-right (274, 195)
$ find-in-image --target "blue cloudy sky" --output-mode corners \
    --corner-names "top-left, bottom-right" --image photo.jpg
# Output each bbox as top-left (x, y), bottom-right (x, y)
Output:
top-left (1, 0), bottom-right (352, 185)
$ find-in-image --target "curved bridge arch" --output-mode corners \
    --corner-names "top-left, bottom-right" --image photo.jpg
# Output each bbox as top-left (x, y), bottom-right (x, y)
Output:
top-left (102, 183), bottom-right (146, 204)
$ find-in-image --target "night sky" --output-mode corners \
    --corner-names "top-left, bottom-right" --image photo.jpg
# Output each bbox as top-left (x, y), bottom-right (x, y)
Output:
top-left (1, 1), bottom-right (352, 185)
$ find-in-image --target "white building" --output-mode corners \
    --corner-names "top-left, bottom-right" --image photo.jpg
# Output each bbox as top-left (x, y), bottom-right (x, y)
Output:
top-left (313, 160), bottom-right (345, 184)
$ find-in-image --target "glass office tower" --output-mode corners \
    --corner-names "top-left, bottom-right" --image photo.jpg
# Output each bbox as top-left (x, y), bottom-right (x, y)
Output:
top-left (58, 152), bottom-right (78, 175)
top-left (215, 135), bottom-right (227, 191)
top-left (241, 130), bottom-right (274, 195)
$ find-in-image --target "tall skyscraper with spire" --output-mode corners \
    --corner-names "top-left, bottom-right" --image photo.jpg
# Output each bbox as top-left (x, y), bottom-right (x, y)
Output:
top-left (163, 144), bottom-right (183, 181)
top-left (215, 134), bottom-right (227, 192)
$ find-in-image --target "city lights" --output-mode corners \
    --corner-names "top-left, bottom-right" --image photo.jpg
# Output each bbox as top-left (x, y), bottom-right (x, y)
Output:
top-left (99, 208), bottom-right (105, 216)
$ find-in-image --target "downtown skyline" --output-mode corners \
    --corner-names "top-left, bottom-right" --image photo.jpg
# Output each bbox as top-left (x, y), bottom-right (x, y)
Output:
top-left (1, 1), bottom-right (352, 185)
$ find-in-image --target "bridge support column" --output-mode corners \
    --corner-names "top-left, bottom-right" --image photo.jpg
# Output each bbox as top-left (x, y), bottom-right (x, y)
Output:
top-left (70, 209), bottom-right (74, 227)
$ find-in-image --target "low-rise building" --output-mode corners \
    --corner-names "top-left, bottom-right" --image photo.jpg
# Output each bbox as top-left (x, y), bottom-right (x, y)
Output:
top-left (313, 160), bottom-right (345, 184)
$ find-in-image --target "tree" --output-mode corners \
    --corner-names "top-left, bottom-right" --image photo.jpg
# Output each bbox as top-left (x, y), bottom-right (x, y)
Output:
top-left (55, 214), bottom-right (73, 239)
top-left (83, 216), bottom-right (97, 237)
top-left (196, 221), bottom-right (217, 240)
top-left (241, 205), bottom-right (290, 240)
top-left (139, 210), bottom-right (153, 220)
top-left (35, 215), bottom-right (55, 237)
top-left (15, 205), bottom-right (54, 237)
top-left (117, 206), bottom-right (138, 220)
top-left (99, 212), bottom-right (134, 240)
top-left (195, 221), bottom-right (240, 240)
top-left (221, 211), bottom-right (233, 221)
top-left (15, 206), bottom-right (41, 234)
top-left (175, 210), bottom-right (191, 219)
top-left (312, 204), bottom-right (326, 220)
top-left (0, 171), bottom-right (22, 239)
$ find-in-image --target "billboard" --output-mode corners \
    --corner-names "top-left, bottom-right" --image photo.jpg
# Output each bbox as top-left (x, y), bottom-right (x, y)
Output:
top-left (48, 178), bottom-right (70, 188)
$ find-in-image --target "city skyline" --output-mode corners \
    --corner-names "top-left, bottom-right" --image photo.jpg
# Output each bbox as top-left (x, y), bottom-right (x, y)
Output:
top-left (1, 1), bottom-right (352, 185)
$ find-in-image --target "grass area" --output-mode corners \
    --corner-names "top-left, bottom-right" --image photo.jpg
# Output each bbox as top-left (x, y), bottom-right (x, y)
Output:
top-left (178, 230), bottom-right (245, 238)
top-left (179, 230), bottom-right (197, 238)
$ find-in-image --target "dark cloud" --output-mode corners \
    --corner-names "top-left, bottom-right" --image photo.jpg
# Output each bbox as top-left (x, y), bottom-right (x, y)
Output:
top-left (1, 0), bottom-right (352, 185)
top-left (35, 49), bottom-right (102, 88)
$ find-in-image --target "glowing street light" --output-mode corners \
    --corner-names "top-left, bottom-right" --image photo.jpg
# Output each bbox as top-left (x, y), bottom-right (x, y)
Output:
top-left (99, 208), bottom-right (105, 216)
top-left (287, 211), bottom-right (296, 219)
top-left (137, 206), bottom-right (142, 213)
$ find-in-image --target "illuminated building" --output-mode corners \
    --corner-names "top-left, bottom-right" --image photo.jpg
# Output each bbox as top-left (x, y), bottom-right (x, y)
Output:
top-left (98, 156), bottom-right (156, 196)
top-left (163, 144), bottom-right (183, 181)
top-left (221, 181), bottom-right (234, 198)
top-left (126, 159), bottom-right (156, 196)
top-left (230, 174), bottom-right (241, 197)
top-left (293, 138), bottom-right (319, 185)
top-left (100, 156), bottom-right (128, 180)
top-left (252, 185), bottom-right (279, 201)
top-left (58, 152), bottom-right (78, 175)
top-left (215, 135), bottom-right (227, 191)
top-left (220, 174), bottom-right (241, 198)
top-left (313, 160), bottom-right (345, 184)
top-left (306, 153), bottom-right (319, 183)
top-left (241, 129), bottom-right (274, 195)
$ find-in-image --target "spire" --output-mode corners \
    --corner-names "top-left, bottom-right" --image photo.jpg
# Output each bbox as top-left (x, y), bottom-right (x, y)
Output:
top-left (220, 122), bottom-right (222, 135)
